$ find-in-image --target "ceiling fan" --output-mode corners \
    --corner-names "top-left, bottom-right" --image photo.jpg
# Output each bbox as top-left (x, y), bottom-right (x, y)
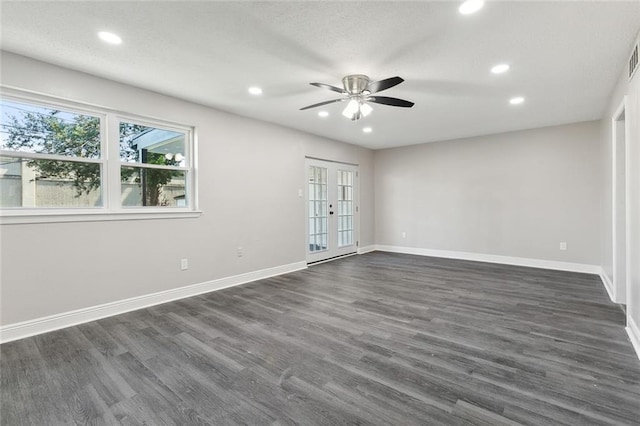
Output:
top-left (300, 74), bottom-right (415, 121)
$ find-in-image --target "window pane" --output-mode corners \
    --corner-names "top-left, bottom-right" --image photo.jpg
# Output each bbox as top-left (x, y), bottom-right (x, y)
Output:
top-left (0, 156), bottom-right (102, 208)
top-left (338, 170), bottom-right (354, 248)
top-left (1, 99), bottom-right (101, 158)
top-left (308, 183), bottom-right (315, 201)
top-left (120, 122), bottom-right (186, 166)
top-left (121, 166), bottom-right (186, 207)
top-left (344, 230), bottom-right (353, 245)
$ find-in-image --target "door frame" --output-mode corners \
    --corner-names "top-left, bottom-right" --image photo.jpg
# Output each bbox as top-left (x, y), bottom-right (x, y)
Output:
top-left (305, 157), bottom-right (360, 264)
top-left (612, 96), bottom-right (630, 304)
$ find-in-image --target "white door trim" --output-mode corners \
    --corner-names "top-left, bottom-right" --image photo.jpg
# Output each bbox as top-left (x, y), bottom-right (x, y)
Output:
top-left (305, 157), bottom-right (359, 264)
top-left (612, 96), bottom-right (629, 304)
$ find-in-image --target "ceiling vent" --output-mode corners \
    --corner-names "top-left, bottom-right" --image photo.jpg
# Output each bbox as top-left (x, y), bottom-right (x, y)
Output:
top-left (630, 36), bottom-right (639, 81)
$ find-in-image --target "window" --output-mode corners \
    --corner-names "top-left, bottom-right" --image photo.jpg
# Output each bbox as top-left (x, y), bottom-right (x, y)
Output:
top-left (0, 99), bottom-right (104, 208)
top-left (0, 90), bottom-right (198, 223)
top-left (119, 121), bottom-right (189, 208)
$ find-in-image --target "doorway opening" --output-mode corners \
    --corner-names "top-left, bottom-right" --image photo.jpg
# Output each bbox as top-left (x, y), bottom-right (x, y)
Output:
top-left (612, 97), bottom-right (629, 305)
top-left (305, 158), bottom-right (359, 264)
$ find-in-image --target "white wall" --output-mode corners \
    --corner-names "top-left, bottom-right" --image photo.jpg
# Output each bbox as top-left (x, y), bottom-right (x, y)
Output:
top-left (0, 52), bottom-right (375, 326)
top-left (374, 121), bottom-right (603, 266)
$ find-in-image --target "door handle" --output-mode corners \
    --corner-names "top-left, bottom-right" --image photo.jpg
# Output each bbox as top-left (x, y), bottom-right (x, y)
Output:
top-left (329, 211), bottom-right (334, 215)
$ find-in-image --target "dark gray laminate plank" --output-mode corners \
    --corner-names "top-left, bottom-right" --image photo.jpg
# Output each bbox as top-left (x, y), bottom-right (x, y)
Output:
top-left (2, 252), bottom-right (640, 425)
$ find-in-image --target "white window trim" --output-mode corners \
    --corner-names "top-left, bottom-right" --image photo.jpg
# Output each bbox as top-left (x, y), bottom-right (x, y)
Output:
top-left (0, 87), bottom-right (201, 224)
top-left (0, 209), bottom-right (203, 224)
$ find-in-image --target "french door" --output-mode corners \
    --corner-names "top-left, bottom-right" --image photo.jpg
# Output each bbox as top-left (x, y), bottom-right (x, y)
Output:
top-left (306, 158), bottom-right (359, 264)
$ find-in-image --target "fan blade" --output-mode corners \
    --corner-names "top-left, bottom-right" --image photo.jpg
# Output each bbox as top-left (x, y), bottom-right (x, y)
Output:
top-left (310, 82), bottom-right (346, 94)
top-left (367, 96), bottom-right (414, 108)
top-left (300, 98), bottom-right (345, 111)
top-left (366, 76), bottom-right (404, 94)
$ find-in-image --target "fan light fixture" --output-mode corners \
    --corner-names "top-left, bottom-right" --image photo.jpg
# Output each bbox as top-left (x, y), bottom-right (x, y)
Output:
top-left (360, 103), bottom-right (373, 117)
top-left (342, 100), bottom-right (372, 120)
top-left (342, 100), bottom-right (358, 118)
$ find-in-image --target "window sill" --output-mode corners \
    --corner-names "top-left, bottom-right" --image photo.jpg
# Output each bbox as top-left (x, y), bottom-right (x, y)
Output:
top-left (0, 209), bottom-right (203, 225)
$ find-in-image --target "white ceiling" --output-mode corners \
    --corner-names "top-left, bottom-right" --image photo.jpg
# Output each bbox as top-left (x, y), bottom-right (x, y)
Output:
top-left (1, 1), bottom-right (639, 149)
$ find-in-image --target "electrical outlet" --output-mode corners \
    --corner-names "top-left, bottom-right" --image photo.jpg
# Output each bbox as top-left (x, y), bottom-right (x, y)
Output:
top-left (402, 231), bottom-right (406, 238)
top-left (559, 242), bottom-right (567, 251)
top-left (237, 247), bottom-right (243, 257)
top-left (180, 258), bottom-right (188, 270)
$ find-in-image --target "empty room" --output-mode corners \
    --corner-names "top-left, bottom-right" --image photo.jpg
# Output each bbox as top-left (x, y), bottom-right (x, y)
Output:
top-left (1, 1), bottom-right (640, 424)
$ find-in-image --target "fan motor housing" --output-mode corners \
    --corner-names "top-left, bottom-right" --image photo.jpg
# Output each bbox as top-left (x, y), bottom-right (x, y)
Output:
top-left (342, 74), bottom-right (370, 95)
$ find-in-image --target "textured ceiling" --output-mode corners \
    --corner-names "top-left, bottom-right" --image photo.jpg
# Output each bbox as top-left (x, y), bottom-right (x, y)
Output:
top-left (1, 1), bottom-right (639, 149)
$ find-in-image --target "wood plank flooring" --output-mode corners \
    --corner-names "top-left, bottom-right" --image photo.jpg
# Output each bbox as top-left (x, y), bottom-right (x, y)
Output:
top-left (2, 252), bottom-right (640, 425)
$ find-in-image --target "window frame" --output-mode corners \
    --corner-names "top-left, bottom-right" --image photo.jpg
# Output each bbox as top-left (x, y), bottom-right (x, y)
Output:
top-left (0, 88), bottom-right (201, 224)
top-left (115, 115), bottom-right (193, 210)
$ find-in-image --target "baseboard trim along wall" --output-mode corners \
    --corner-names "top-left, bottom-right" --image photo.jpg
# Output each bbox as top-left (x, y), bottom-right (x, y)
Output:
top-left (374, 245), bottom-right (601, 274)
top-left (0, 261), bottom-right (307, 344)
top-left (357, 245), bottom-right (376, 254)
top-left (599, 269), bottom-right (615, 302)
top-left (627, 316), bottom-right (640, 361)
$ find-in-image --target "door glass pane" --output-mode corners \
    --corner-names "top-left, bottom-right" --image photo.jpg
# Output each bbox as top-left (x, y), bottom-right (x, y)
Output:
top-left (337, 169), bottom-right (354, 247)
top-left (308, 165), bottom-right (328, 252)
top-left (308, 183), bottom-right (315, 201)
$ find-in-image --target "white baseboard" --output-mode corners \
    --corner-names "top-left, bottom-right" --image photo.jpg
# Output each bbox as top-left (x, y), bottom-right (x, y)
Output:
top-left (0, 261), bottom-right (307, 344)
top-left (374, 245), bottom-right (601, 274)
top-left (627, 316), bottom-right (640, 361)
top-left (599, 268), bottom-right (615, 302)
top-left (357, 245), bottom-right (376, 254)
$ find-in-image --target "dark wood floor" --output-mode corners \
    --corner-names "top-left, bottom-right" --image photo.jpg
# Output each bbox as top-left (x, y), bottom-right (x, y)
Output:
top-left (2, 252), bottom-right (640, 425)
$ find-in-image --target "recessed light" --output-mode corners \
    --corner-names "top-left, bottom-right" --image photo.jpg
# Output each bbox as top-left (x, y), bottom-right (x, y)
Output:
top-left (491, 64), bottom-right (510, 74)
top-left (509, 96), bottom-right (525, 105)
top-left (459, 0), bottom-right (484, 15)
top-left (318, 111), bottom-right (329, 117)
top-left (97, 31), bottom-right (122, 45)
top-left (248, 87), bottom-right (263, 95)
top-left (362, 127), bottom-right (372, 133)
